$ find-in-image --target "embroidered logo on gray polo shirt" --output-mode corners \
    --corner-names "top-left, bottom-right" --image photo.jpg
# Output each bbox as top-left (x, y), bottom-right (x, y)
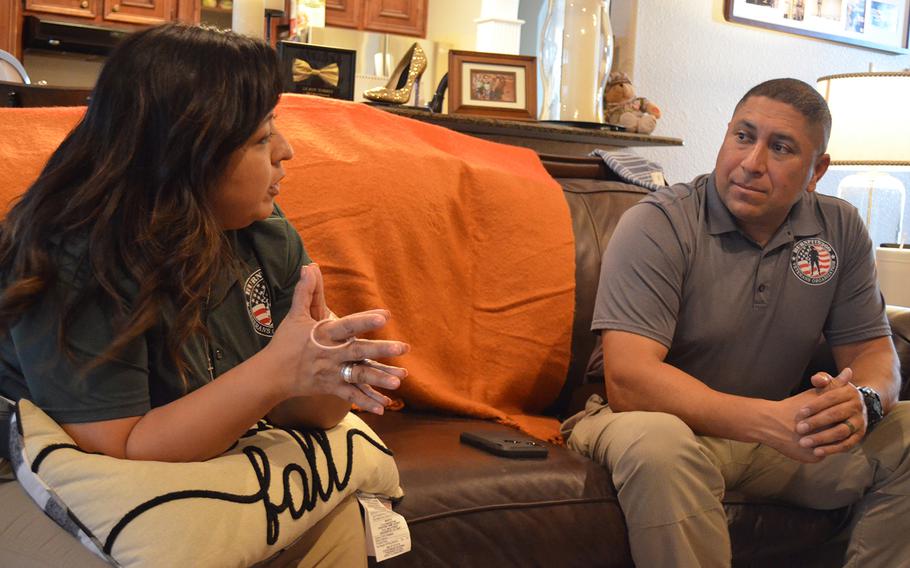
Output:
top-left (243, 269), bottom-right (274, 336)
top-left (790, 238), bottom-right (838, 285)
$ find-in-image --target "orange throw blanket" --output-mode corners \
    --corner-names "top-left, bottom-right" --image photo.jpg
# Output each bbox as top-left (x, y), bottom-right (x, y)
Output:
top-left (0, 96), bottom-right (575, 441)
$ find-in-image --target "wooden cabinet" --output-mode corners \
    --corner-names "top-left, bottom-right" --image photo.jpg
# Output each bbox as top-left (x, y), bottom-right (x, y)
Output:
top-left (326, 0), bottom-right (426, 38)
top-left (363, 0), bottom-right (426, 37)
top-left (24, 0), bottom-right (97, 19)
top-left (25, 0), bottom-right (177, 25)
top-left (0, 2), bottom-right (21, 55)
top-left (325, 0), bottom-right (361, 29)
top-left (102, 0), bottom-right (174, 26)
top-left (1, 0), bottom-right (198, 59)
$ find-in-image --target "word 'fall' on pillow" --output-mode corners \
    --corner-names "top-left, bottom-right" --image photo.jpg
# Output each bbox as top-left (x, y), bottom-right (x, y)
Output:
top-left (9, 399), bottom-right (403, 568)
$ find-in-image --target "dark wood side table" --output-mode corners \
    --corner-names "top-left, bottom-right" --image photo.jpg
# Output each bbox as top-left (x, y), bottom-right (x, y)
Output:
top-left (374, 105), bottom-right (684, 157)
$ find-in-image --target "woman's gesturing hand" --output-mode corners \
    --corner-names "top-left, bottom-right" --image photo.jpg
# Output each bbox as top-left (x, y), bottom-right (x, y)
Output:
top-left (266, 264), bottom-right (409, 414)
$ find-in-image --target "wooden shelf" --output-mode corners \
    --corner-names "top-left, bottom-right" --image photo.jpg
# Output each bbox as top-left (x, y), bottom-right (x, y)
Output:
top-left (372, 105), bottom-right (684, 156)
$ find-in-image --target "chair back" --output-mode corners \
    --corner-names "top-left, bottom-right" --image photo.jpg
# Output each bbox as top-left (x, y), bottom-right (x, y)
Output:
top-left (0, 80), bottom-right (91, 108)
top-left (0, 50), bottom-right (30, 84)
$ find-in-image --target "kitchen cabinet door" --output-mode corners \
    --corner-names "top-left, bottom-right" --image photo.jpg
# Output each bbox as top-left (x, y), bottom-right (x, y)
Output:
top-left (325, 0), bottom-right (361, 29)
top-left (326, 0), bottom-right (426, 38)
top-left (102, 0), bottom-right (175, 25)
top-left (25, 0), bottom-right (97, 19)
top-left (362, 0), bottom-right (426, 37)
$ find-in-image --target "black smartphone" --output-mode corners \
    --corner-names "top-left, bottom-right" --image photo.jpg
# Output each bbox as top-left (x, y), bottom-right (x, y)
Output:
top-left (459, 430), bottom-right (549, 459)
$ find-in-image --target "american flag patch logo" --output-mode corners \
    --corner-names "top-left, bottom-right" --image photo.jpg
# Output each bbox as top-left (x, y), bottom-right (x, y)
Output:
top-left (790, 238), bottom-right (838, 286)
top-left (243, 269), bottom-right (274, 336)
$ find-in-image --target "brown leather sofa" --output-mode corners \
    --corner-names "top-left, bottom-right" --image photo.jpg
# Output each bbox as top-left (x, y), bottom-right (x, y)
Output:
top-left (363, 155), bottom-right (910, 568)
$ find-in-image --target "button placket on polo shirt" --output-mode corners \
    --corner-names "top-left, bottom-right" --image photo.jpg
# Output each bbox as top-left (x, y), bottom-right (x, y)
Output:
top-left (753, 229), bottom-right (795, 308)
top-left (753, 253), bottom-right (772, 307)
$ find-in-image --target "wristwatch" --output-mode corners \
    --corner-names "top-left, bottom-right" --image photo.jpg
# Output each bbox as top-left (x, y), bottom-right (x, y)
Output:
top-left (856, 385), bottom-right (884, 431)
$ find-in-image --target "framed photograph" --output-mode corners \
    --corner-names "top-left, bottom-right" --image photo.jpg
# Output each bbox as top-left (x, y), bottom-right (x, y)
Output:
top-left (724, 0), bottom-right (910, 54)
top-left (447, 50), bottom-right (537, 121)
top-left (277, 41), bottom-right (356, 101)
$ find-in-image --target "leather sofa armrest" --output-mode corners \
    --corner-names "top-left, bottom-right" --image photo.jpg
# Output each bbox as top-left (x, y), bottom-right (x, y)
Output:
top-left (802, 306), bottom-right (910, 401)
top-left (886, 305), bottom-right (910, 400)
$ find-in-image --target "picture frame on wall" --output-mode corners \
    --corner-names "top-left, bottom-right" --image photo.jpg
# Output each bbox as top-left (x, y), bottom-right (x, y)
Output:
top-left (724, 0), bottom-right (910, 54)
top-left (447, 50), bottom-right (537, 121)
top-left (277, 41), bottom-right (356, 101)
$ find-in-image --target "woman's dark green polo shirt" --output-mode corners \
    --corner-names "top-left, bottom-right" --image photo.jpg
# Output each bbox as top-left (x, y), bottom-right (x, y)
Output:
top-left (0, 210), bottom-right (308, 425)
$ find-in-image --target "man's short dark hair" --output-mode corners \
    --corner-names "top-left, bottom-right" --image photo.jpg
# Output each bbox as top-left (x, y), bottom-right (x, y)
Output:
top-left (734, 78), bottom-right (832, 153)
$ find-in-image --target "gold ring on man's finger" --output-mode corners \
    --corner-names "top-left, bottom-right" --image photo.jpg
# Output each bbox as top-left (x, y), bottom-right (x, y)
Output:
top-left (842, 419), bottom-right (857, 436)
top-left (341, 362), bottom-right (356, 383)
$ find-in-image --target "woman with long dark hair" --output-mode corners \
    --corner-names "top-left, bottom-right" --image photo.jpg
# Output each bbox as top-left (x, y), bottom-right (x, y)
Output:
top-left (0, 23), bottom-right (407, 566)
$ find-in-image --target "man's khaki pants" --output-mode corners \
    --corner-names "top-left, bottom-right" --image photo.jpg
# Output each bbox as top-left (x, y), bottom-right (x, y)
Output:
top-left (563, 396), bottom-right (910, 568)
top-left (0, 461), bottom-right (367, 567)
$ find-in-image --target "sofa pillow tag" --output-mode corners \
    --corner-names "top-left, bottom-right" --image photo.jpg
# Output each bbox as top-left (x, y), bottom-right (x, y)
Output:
top-left (357, 492), bottom-right (411, 562)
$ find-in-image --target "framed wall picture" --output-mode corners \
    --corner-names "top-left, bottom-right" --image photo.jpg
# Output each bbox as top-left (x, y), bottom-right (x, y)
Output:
top-left (447, 50), bottom-right (537, 121)
top-left (277, 41), bottom-right (356, 100)
top-left (724, 0), bottom-right (910, 54)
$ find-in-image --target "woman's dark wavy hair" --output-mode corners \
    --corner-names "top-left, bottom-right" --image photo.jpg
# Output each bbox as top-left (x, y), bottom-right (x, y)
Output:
top-left (0, 23), bottom-right (282, 384)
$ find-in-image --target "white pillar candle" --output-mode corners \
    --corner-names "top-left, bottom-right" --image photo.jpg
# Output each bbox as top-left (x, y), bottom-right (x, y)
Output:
top-left (232, 0), bottom-right (266, 39)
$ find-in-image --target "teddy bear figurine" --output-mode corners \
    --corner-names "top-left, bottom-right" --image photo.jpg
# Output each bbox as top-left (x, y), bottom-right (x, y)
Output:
top-left (603, 72), bottom-right (661, 134)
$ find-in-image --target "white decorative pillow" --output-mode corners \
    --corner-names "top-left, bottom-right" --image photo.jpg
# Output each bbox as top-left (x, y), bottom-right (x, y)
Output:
top-left (9, 399), bottom-right (403, 567)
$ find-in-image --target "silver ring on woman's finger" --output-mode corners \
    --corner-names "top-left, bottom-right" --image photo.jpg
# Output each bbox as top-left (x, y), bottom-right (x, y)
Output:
top-left (341, 362), bottom-right (356, 383)
top-left (842, 419), bottom-right (857, 436)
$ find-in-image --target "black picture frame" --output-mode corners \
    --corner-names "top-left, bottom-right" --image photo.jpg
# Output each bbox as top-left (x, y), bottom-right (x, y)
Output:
top-left (277, 41), bottom-right (356, 101)
top-left (724, 0), bottom-right (910, 54)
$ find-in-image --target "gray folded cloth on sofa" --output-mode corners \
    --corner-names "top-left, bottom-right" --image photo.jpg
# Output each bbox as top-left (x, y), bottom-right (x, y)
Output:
top-left (591, 149), bottom-right (668, 192)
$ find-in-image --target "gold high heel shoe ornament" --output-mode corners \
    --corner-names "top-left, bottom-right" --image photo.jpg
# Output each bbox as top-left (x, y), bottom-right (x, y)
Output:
top-left (363, 42), bottom-right (427, 105)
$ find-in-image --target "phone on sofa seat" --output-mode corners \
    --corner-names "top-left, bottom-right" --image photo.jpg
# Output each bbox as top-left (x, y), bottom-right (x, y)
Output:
top-left (459, 430), bottom-right (549, 459)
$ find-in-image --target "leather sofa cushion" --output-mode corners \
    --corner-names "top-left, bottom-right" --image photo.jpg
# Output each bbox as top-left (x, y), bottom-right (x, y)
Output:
top-left (362, 412), bottom-right (633, 567)
top-left (363, 411), bottom-right (852, 567)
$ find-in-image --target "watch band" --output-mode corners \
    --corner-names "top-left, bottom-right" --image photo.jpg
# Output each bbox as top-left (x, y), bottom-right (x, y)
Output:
top-left (856, 385), bottom-right (884, 430)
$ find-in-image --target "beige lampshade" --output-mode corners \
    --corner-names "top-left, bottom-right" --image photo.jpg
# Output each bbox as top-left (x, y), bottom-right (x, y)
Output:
top-left (817, 71), bottom-right (910, 166)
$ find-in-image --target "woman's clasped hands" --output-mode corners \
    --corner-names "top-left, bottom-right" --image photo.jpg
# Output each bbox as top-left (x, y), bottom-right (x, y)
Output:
top-left (267, 263), bottom-right (409, 415)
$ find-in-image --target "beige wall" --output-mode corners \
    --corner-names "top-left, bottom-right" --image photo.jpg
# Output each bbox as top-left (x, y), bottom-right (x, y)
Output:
top-left (629, 0), bottom-right (910, 186)
top-left (426, 0), bottom-right (483, 50)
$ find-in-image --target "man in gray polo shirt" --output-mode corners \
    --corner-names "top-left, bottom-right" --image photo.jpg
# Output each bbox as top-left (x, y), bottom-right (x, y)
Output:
top-left (561, 78), bottom-right (909, 567)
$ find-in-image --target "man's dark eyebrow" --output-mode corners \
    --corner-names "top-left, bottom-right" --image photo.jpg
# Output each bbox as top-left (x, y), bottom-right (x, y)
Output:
top-left (770, 132), bottom-right (801, 151)
top-left (732, 119), bottom-right (757, 131)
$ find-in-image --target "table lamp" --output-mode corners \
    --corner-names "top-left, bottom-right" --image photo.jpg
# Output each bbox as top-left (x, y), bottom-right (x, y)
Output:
top-left (817, 71), bottom-right (910, 306)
